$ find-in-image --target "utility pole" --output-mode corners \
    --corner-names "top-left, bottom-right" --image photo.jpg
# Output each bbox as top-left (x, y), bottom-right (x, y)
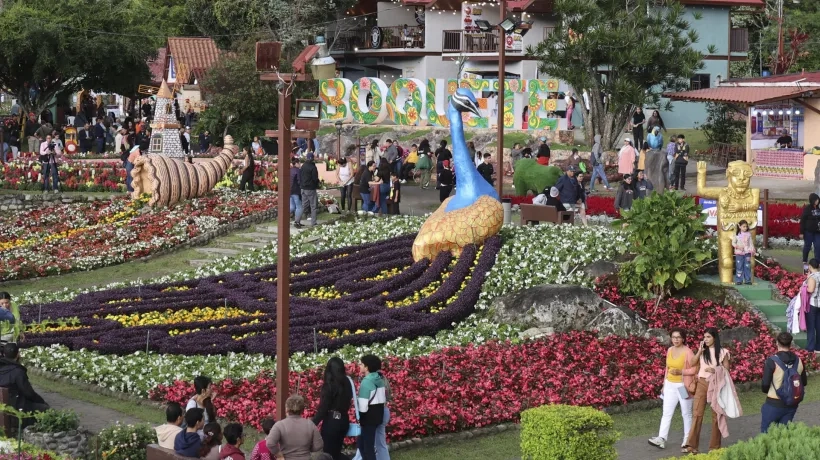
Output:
top-left (496, 0), bottom-right (506, 199)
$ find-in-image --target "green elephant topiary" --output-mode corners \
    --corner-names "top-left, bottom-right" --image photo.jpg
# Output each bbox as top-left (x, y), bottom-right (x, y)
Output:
top-left (512, 159), bottom-right (563, 196)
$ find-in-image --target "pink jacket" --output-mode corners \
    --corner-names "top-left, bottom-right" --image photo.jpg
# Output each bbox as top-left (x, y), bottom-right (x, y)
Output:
top-left (800, 282), bottom-right (810, 331)
top-left (706, 366), bottom-right (742, 439)
top-left (681, 348), bottom-right (698, 397)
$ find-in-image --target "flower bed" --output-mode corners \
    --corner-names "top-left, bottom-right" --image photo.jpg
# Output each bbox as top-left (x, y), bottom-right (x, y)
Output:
top-left (1, 160), bottom-right (127, 192)
top-left (755, 263), bottom-right (804, 298)
top-left (0, 190), bottom-right (276, 281)
top-left (23, 235), bottom-right (501, 355)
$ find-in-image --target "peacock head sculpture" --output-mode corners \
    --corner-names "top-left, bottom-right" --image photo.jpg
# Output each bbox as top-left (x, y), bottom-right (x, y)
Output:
top-left (411, 88), bottom-right (504, 262)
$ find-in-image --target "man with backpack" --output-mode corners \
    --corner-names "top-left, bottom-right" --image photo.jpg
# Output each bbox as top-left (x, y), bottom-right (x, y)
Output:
top-left (760, 332), bottom-right (807, 433)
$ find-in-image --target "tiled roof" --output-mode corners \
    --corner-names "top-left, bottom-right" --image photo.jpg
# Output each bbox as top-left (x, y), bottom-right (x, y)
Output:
top-left (682, 0), bottom-right (764, 6)
top-left (167, 38), bottom-right (222, 85)
top-left (148, 48), bottom-right (167, 85)
top-left (664, 87), bottom-right (812, 105)
top-left (725, 71), bottom-right (820, 85)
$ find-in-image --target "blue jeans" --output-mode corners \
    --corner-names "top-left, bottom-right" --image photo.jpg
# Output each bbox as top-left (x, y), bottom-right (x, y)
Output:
top-left (353, 407), bottom-right (390, 460)
top-left (734, 254), bottom-right (752, 284)
top-left (802, 231), bottom-right (820, 263)
top-left (125, 161), bottom-right (134, 192)
top-left (760, 402), bottom-right (797, 433)
top-left (589, 164), bottom-right (609, 190)
top-left (393, 159), bottom-right (402, 176)
top-left (96, 138), bottom-right (105, 154)
top-left (42, 162), bottom-right (58, 191)
top-left (808, 306), bottom-right (820, 352)
top-left (290, 194), bottom-right (303, 222)
top-left (360, 192), bottom-right (377, 213)
top-left (379, 183), bottom-right (390, 215)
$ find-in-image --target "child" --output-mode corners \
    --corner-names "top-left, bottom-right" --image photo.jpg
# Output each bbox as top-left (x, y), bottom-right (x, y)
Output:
top-left (477, 153), bottom-right (494, 185)
top-left (250, 418), bottom-right (275, 460)
top-left (388, 171), bottom-right (401, 215)
top-left (220, 423), bottom-right (245, 460)
top-left (666, 135), bottom-right (677, 181)
top-left (174, 408), bottom-right (204, 457)
top-left (733, 220), bottom-right (754, 285)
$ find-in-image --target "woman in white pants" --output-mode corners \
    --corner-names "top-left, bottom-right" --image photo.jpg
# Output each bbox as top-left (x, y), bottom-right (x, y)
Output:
top-left (648, 328), bottom-right (698, 452)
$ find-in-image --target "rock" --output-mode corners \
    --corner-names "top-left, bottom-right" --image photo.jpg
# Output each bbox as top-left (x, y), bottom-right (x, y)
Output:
top-left (643, 149), bottom-right (669, 192)
top-left (580, 260), bottom-right (618, 279)
top-left (644, 328), bottom-right (671, 346)
top-left (719, 326), bottom-right (758, 345)
top-left (519, 327), bottom-right (554, 340)
top-left (491, 285), bottom-right (605, 332)
top-left (585, 306), bottom-right (647, 338)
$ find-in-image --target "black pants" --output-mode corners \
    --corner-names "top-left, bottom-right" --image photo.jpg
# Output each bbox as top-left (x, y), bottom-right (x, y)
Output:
top-left (388, 202), bottom-right (400, 215)
top-left (239, 174), bottom-right (255, 191)
top-left (400, 162), bottom-right (415, 180)
top-left (340, 184), bottom-right (353, 210)
top-left (672, 163), bottom-right (687, 190)
top-left (320, 416), bottom-right (350, 460)
top-left (439, 185), bottom-right (453, 202)
top-left (632, 126), bottom-right (644, 149)
top-left (358, 425), bottom-right (378, 460)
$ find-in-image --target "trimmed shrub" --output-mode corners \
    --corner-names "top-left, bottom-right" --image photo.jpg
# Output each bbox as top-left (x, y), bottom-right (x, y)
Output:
top-left (723, 422), bottom-right (820, 459)
top-left (520, 404), bottom-right (619, 460)
top-left (97, 423), bottom-right (156, 460)
top-left (31, 409), bottom-right (80, 433)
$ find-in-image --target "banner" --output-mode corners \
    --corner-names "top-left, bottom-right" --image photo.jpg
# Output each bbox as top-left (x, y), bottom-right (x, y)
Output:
top-left (700, 199), bottom-right (762, 227)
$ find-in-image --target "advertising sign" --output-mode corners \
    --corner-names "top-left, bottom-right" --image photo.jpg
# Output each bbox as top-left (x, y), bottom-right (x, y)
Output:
top-left (700, 199), bottom-right (762, 227)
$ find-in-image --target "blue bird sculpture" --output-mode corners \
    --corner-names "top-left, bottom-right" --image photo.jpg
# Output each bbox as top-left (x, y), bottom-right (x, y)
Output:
top-left (411, 88), bottom-right (504, 262)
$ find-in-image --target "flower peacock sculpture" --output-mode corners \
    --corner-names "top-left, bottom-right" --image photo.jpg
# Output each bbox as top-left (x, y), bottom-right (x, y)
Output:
top-left (412, 89), bottom-right (504, 261)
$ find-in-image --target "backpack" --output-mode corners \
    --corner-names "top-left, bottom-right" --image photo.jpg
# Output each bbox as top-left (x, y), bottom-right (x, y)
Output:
top-left (772, 355), bottom-right (803, 406)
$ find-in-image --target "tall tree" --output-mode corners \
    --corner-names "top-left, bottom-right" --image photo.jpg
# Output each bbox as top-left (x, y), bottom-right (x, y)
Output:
top-left (0, 0), bottom-right (156, 121)
top-left (531, 0), bottom-right (705, 149)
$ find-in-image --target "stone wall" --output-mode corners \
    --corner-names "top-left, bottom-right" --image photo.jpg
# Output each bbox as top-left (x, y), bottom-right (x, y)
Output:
top-left (24, 428), bottom-right (90, 459)
top-left (0, 193), bottom-right (115, 213)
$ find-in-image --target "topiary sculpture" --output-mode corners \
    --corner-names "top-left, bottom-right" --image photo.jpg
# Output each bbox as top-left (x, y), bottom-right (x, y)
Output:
top-left (512, 159), bottom-right (562, 196)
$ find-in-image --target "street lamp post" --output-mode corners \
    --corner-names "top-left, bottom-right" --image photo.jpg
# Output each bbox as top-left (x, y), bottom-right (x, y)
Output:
top-left (335, 120), bottom-right (343, 159)
top-left (496, 0), bottom-right (506, 199)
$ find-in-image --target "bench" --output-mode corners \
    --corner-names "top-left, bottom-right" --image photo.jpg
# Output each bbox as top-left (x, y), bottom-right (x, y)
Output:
top-left (0, 387), bottom-right (16, 436)
top-left (520, 204), bottom-right (574, 226)
top-left (146, 444), bottom-right (191, 460)
top-left (351, 184), bottom-right (363, 211)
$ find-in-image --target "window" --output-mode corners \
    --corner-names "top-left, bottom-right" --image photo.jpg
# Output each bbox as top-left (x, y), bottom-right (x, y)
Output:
top-left (150, 134), bottom-right (163, 153)
top-left (690, 74), bottom-right (710, 90)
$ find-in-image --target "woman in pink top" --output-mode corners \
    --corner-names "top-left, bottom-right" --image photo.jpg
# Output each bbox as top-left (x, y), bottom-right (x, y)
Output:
top-left (685, 328), bottom-right (730, 455)
top-left (618, 139), bottom-right (636, 176)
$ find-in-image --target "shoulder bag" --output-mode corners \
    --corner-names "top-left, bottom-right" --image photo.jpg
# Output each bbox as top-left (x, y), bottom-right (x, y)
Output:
top-left (346, 376), bottom-right (361, 437)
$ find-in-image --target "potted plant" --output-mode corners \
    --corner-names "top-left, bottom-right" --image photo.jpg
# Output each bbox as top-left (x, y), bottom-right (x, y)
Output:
top-left (23, 409), bottom-right (88, 459)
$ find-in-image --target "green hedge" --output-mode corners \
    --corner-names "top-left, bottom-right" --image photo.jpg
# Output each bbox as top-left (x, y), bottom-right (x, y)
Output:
top-left (663, 423), bottom-right (820, 459)
top-left (520, 405), bottom-right (619, 460)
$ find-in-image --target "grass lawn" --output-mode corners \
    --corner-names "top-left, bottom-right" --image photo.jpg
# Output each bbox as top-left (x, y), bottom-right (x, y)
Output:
top-left (399, 129), bottom-right (432, 142)
top-left (673, 128), bottom-right (708, 154)
top-left (391, 376), bottom-right (820, 460)
top-left (763, 248), bottom-right (804, 273)
top-left (358, 127), bottom-right (394, 137)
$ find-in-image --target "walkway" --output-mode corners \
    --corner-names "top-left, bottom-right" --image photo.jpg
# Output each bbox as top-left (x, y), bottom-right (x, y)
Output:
top-left (616, 400), bottom-right (820, 459)
top-left (34, 387), bottom-right (143, 433)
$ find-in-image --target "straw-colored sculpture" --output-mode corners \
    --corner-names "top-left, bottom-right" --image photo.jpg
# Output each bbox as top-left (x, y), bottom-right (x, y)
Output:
top-left (131, 135), bottom-right (236, 206)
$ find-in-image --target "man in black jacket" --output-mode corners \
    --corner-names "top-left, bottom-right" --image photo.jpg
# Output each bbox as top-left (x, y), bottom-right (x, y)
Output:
top-left (79, 122), bottom-right (94, 154)
top-left (760, 332), bottom-right (807, 433)
top-left (299, 152), bottom-right (320, 227)
top-left (0, 343), bottom-right (49, 426)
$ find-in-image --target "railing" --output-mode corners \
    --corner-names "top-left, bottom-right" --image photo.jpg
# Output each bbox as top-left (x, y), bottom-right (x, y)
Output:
top-left (332, 25), bottom-right (425, 52)
top-left (730, 28), bottom-right (749, 53)
top-left (543, 26), bottom-right (555, 40)
top-left (692, 142), bottom-right (745, 167)
top-left (442, 30), bottom-right (523, 53)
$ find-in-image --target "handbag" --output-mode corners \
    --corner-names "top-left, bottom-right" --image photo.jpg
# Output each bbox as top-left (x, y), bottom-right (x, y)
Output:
top-left (683, 349), bottom-right (698, 396)
top-left (346, 376), bottom-right (361, 437)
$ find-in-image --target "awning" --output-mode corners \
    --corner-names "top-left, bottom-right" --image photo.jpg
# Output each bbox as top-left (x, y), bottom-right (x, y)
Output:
top-left (664, 86), bottom-right (812, 105)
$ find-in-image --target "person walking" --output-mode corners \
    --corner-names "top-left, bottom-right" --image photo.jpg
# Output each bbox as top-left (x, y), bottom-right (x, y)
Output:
top-left (648, 328), bottom-right (697, 451)
top-left (685, 328), bottom-right (731, 455)
top-left (290, 158), bottom-right (304, 228)
top-left (672, 135), bottom-right (689, 191)
top-left (799, 193), bottom-right (820, 273)
top-left (180, 128), bottom-right (190, 156)
top-left (588, 135), bottom-right (611, 192)
top-left (312, 357), bottom-right (354, 460)
top-left (805, 259), bottom-right (820, 353)
top-left (126, 146), bottom-right (141, 193)
top-left (614, 174), bottom-right (634, 214)
top-left (618, 139), bottom-right (636, 177)
top-left (415, 140), bottom-right (432, 189)
top-left (354, 355), bottom-right (389, 460)
top-left (336, 157), bottom-right (354, 212)
top-left (239, 147), bottom-right (255, 192)
top-left (300, 153), bottom-right (320, 227)
top-left (760, 332), bottom-right (807, 433)
top-left (631, 107), bottom-right (646, 148)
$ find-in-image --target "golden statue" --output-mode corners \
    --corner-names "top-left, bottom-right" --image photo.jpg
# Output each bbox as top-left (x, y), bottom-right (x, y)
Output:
top-left (697, 161), bottom-right (759, 284)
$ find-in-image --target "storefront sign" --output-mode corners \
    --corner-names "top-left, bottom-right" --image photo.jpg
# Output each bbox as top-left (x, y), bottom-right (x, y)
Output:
top-left (700, 199), bottom-right (762, 227)
top-left (319, 77), bottom-right (561, 130)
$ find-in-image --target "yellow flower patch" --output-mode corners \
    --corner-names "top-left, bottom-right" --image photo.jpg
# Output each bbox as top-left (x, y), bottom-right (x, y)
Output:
top-left (320, 328), bottom-right (386, 340)
top-left (100, 306), bottom-right (264, 328)
top-left (298, 286), bottom-right (343, 300)
top-left (364, 266), bottom-right (406, 281)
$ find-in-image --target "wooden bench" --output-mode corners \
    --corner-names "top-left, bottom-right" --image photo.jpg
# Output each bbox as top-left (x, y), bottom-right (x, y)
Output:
top-left (0, 387), bottom-right (16, 436)
top-left (351, 184), bottom-right (363, 211)
top-left (520, 204), bottom-right (574, 225)
top-left (146, 444), bottom-right (193, 460)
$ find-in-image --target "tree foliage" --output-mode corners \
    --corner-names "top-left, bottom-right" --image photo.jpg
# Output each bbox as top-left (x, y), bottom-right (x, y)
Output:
top-left (696, 102), bottom-right (746, 146)
top-left (530, 0), bottom-right (704, 149)
top-left (0, 0), bottom-right (156, 117)
top-left (197, 53), bottom-right (278, 145)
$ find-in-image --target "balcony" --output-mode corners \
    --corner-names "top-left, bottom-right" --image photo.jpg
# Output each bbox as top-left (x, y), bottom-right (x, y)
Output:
top-left (442, 30), bottom-right (523, 54)
top-left (332, 25), bottom-right (425, 52)
top-left (730, 28), bottom-right (749, 53)
top-left (543, 26), bottom-right (555, 40)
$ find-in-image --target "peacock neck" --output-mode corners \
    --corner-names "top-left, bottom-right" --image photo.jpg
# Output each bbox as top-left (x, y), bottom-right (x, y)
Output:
top-left (447, 106), bottom-right (479, 196)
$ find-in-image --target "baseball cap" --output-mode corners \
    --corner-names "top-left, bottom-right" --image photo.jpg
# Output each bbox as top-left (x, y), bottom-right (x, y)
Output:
top-left (567, 165), bottom-right (577, 172)
top-left (306, 152), bottom-right (315, 160)
top-left (549, 187), bottom-right (559, 198)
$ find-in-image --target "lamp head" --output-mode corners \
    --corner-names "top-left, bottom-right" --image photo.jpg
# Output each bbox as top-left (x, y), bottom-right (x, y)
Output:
top-left (451, 88), bottom-right (481, 117)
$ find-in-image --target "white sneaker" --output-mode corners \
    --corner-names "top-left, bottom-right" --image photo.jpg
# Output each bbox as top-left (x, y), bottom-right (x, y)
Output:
top-left (357, 210), bottom-right (365, 216)
top-left (367, 211), bottom-right (375, 216)
top-left (648, 437), bottom-right (665, 449)
top-left (400, 180), bottom-right (406, 184)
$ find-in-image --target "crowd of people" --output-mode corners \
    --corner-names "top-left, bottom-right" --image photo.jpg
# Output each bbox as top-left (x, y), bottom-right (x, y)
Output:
top-left (154, 355), bottom-right (391, 460)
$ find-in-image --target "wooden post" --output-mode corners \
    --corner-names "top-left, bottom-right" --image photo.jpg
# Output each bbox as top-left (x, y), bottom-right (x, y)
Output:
top-left (762, 188), bottom-right (769, 249)
top-left (275, 88), bottom-right (292, 421)
top-left (496, 0), bottom-right (506, 199)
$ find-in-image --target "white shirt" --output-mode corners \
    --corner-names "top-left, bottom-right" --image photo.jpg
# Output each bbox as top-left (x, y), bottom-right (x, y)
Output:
top-left (115, 133), bottom-right (124, 152)
top-left (338, 164), bottom-right (352, 184)
top-left (582, 90), bottom-right (590, 110)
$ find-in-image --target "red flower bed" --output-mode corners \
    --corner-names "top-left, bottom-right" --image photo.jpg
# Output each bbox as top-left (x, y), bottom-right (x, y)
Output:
top-left (755, 263), bottom-right (804, 299)
top-left (151, 284), bottom-right (816, 442)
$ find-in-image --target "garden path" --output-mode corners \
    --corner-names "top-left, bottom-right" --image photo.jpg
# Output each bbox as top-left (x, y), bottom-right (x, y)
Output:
top-left (615, 400), bottom-right (820, 459)
top-left (33, 386), bottom-right (142, 434)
